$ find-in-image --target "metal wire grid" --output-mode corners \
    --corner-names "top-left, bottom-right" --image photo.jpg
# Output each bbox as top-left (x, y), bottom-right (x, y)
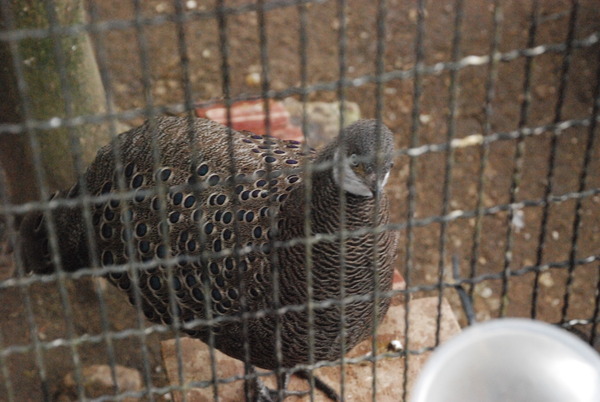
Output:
top-left (0, 0), bottom-right (598, 400)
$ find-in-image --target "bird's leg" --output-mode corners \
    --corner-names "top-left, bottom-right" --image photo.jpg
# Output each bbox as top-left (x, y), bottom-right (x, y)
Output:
top-left (246, 366), bottom-right (285, 402)
top-left (274, 370), bottom-right (289, 400)
top-left (245, 366), bottom-right (340, 401)
top-left (246, 367), bottom-right (323, 402)
top-left (245, 366), bottom-right (268, 401)
top-left (295, 370), bottom-right (341, 401)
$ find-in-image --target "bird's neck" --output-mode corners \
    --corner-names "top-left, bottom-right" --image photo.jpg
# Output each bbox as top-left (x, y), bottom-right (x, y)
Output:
top-left (307, 166), bottom-right (379, 232)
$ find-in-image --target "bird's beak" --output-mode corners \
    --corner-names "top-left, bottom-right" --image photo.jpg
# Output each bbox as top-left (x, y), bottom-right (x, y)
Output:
top-left (365, 171), bottom-right (390, 194)
top-left (365, 173), bottom-right (378, 193)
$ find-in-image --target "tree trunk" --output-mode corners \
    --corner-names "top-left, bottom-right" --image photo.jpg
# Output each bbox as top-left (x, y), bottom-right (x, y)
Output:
top-left (0, 0), bottom-right (112, 206)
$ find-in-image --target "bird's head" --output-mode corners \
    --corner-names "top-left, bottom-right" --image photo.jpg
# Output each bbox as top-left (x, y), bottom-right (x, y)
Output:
top-left (331, 120), bottom-right (395, 198)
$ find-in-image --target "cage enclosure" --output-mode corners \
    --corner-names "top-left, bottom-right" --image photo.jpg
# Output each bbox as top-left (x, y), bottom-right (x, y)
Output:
top-left (0, 0), bottom-right (599, 401)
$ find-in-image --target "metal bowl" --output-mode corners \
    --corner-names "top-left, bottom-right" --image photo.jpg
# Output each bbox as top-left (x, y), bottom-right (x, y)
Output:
top-left (411, 318), bottom-right (600, 402)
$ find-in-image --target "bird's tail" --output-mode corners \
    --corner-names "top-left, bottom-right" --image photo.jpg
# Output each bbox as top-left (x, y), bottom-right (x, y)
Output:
top-left (18, 189), bottom-right (89, 275)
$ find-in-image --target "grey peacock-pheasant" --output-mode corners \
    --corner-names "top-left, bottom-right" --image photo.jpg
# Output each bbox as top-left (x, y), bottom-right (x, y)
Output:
top-left (19, 117), bottom-right (398, 400)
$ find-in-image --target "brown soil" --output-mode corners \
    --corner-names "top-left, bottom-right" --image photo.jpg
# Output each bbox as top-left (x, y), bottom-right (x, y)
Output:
top-left (1, 0), bottom-right (599, 400)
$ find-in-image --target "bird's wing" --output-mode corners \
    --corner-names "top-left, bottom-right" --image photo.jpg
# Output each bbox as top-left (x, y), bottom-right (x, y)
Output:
top-left (85, 117), bottom-right (314, 325)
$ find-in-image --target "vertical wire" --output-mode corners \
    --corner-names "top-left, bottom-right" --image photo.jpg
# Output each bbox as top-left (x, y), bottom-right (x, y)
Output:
top-left (561, 16), bottom-right (599, 323)
top-left (486, 2), bottom-right (502, 315)
top-left (510, 3), bottom-right (539, 319)
top-left (501, 0), bottom-right (539, 320)
top-left (129, 1), bottom-right (165, 398)
top-left (215, 2), bottom-right (249, 400)
top-left (297, 1), bottom-right (316, 400)
top-left (481, 2), bottom-right (506, 316)
top-left (86, 4), bottom-right (155, 400)
top-left (1, 0), bottom-right (58, 398)
top-left (468, 0), bottom-right (501, 306)
top-left (257, 0), bottom-right (272, 139)
top-left (370, 0), bottom-right (387, 399)
top-left (500, 0), bottom-right (528, 314)
top-left (435, 0), bottom-right (464, 342)
top-left (590, 264), bottom-right (600, 348)
top-left (37, 0), bottom-right (89, 397)
top-left (402, 0), bottom-right (426, 399)
top-left (0, 169), bottom-right (15, 401)
top-left (334, 0), bottom-right (348, 397)
top-left (254, 1), bottom-right (286, 397)
top-left (0, 314), bottom-right (13, 402)
top-left (579, 40), bottom-right (600, 349)
top-left (76, 0), bottom-right (122, 395)
top-left (533, 0), bottom-right (578, 319)
top-left (169, 1), bottom-right (203, 399)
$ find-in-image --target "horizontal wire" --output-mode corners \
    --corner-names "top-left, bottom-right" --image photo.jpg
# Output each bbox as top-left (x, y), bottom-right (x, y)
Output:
top-left (0, 30), bottom-right (597, 136)
top-left (0, 0), bottom-right (327, 41)
top-left (0, 1), bottom-right (576, 49)
top-left (2, 251), bottom-right (597, 360)
top-left (2, 181), bottom-right (598, 290)
top-left (1, 112), bottom-right (597, 217)
top-left (29, 302), bottom-right (596, 402)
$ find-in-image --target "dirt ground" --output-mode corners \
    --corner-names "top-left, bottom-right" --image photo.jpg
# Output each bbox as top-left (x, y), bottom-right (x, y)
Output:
top-left (1, 0), bottom-right (599, 400)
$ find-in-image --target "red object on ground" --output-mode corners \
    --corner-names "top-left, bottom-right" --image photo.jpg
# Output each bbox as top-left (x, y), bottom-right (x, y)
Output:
top-left (393, 269), bottom-right (406, 290)
top-left (196, 99), bottom-right (303, 141)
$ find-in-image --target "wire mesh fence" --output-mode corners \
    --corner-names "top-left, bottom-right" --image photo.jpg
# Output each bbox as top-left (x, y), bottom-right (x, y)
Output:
top-left (0, 0), bottom-right (599, 401)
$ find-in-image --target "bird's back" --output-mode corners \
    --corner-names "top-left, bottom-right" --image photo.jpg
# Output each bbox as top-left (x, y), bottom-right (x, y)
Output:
top-left (87, 117), bottom-right (316, 326)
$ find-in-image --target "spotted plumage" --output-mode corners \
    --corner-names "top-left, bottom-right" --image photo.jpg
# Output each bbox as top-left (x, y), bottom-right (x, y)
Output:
top-left (19, 117), bottom-right (398, 396)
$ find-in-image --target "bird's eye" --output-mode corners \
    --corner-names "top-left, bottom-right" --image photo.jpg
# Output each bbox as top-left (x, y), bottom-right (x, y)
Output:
top-left (350, 154), bottom-right (359, 167)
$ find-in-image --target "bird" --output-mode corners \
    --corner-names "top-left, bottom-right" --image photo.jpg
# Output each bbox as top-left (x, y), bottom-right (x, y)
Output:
top-left (19, 117), bottom-right (398, 400)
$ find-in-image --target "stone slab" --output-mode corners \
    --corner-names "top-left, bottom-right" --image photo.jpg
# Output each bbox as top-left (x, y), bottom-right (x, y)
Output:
top-left (161, 296), bottom-right (461, 401)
